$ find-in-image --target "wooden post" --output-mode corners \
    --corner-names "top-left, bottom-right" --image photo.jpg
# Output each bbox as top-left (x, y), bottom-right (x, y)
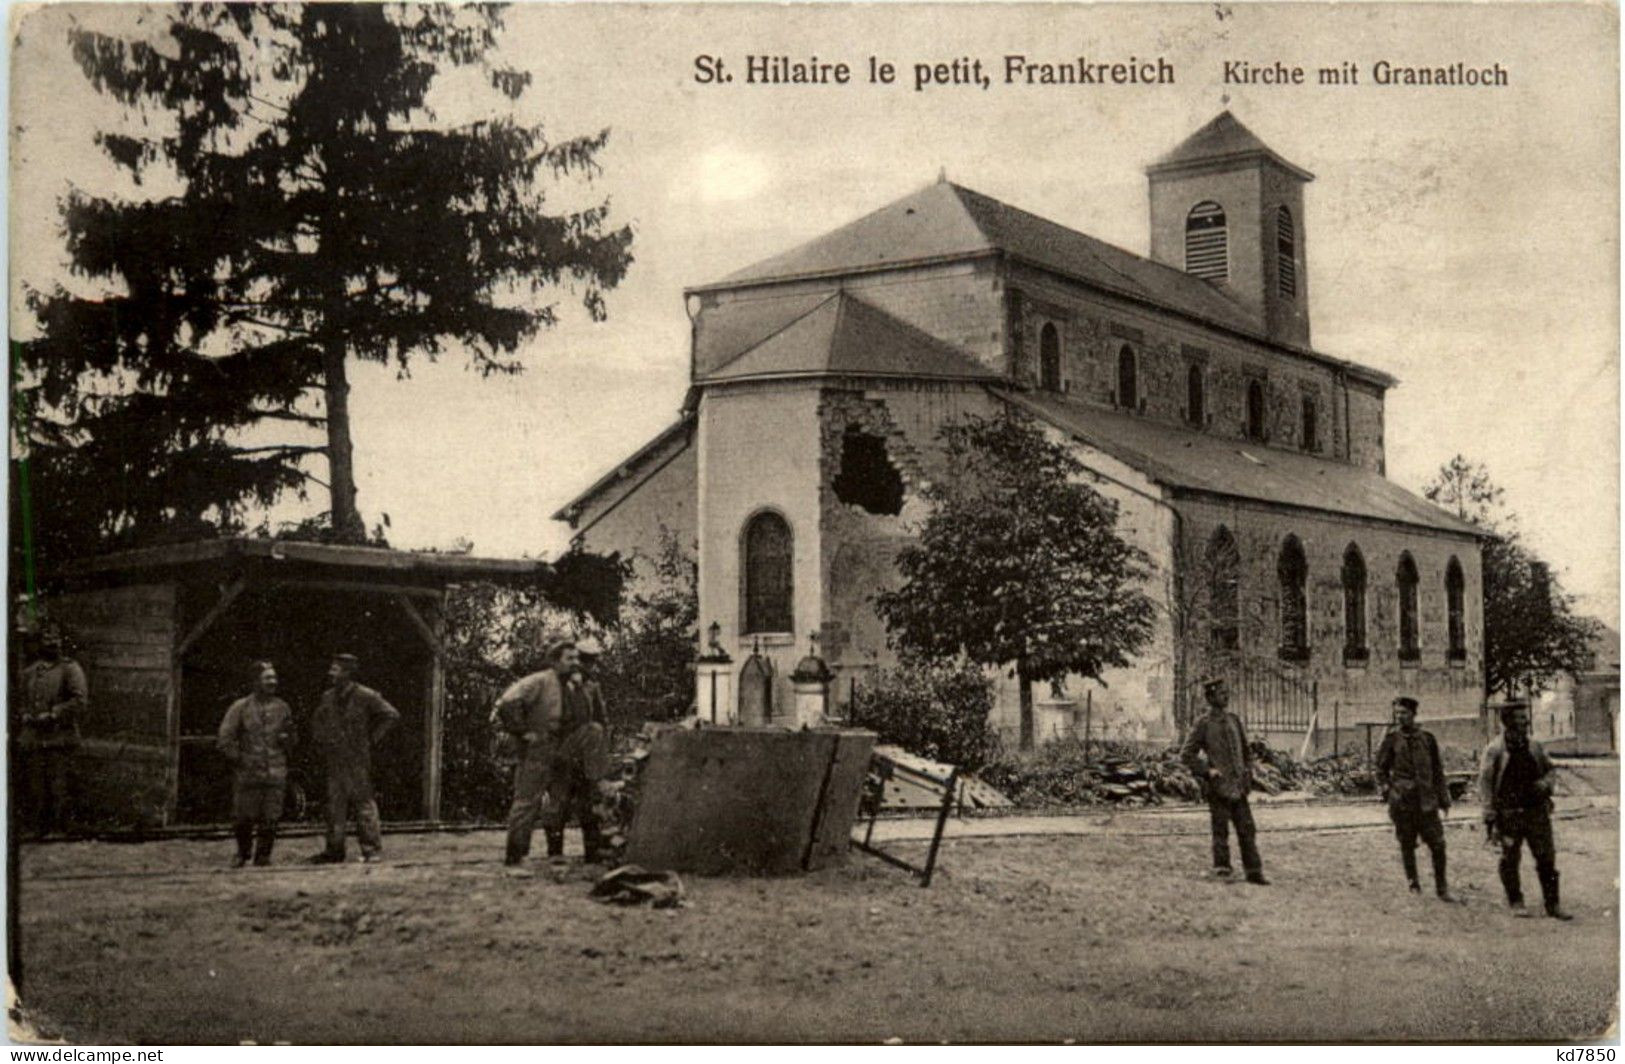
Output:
top-left (396, 592), bottom-right (445, 822)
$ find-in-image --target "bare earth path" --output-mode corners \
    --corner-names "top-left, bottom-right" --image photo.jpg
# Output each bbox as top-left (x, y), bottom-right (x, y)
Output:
top-left (13, 800), bottom-right (1618, 1044)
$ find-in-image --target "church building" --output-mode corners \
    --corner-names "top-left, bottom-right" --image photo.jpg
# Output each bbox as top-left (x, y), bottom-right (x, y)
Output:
top-left (556, 112), bottom-right (1486, 750)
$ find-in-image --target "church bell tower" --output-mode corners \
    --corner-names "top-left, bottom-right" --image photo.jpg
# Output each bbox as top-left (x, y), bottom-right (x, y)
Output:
top-left (1146, 111), bottom-right (1314, 348)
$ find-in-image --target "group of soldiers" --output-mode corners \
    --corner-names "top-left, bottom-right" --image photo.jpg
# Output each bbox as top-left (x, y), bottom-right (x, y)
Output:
top-left (10, 627), bottom-right (1578, 918)
top-left (1181, 677), bottom-right (1573, 919)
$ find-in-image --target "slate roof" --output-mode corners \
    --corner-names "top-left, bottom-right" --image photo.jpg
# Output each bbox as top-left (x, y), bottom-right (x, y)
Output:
top-left (1001, 390), bottom-right (1481, 537)
top-left (1147, 110), bottom-right (1315, 180)
top-left (696, 290), bottom-right (999, 385)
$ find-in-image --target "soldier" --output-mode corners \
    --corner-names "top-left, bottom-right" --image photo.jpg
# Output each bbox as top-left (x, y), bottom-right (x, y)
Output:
top-left (1181, 677), bottom-right (1268, 884)
top-left (557, 638), bottom-right (611, 858)
top-left (13, 625), bottom-right (88, 838)
top-left (1480, 701), bottom-right (1571, 919)
top-left (307, 653), bottom-right (400, 864)
top-left (1374, 696), bottom-right (1453, 900)
top-left (498, 641), bottom-right (571, 869)
top-left (217, 661), bottom-right (295, 867)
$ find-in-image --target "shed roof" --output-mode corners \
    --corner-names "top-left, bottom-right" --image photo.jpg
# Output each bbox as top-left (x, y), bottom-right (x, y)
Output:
top-left (1001, 390), bottom-right (1481, 537)
top-left (698, 290), bottom-right (998, 385)
top-left (61, 537), bottom-right (552, 588)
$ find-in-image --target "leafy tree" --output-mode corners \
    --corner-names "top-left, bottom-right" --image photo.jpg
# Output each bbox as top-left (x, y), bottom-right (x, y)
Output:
top-left (593, 528), bottom-right (699, 727)
top-left (848, 660), bottom-right (998, 771)
top-left (16, 3), bottom-right (633, 573)
top-left (1424, 455), bottom-right (1601, 698)
top-left (875, 409), bottom-right (1157, 750)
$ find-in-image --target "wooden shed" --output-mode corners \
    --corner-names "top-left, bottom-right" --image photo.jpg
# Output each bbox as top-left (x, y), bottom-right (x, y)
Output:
top-left (43, 538), bottom-right (548, 828)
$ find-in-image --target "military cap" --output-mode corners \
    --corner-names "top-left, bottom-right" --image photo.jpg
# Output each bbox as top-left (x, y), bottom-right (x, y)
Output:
top-left (332, 652), bottom-right (360, 669)
top-left (1392, 696), bottom-right (1419, 712)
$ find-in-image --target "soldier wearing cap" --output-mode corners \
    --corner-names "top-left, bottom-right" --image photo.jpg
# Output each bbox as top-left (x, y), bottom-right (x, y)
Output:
top-left (217, 660), bottom-right (295, 867)
top-left (13, 625), bottom-right (88, 837)
top-left (307, 653), bottom-right (400, 864)
top-left (1375, 696), bottom-right (1453, 899)
top-left (1479, 701), bottom-right (1571, 919)
top-left (1180, 677), bottom-right (1268, 884)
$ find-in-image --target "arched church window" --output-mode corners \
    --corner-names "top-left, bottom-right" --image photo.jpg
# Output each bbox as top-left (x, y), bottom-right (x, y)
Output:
top-left (1117, 346), bottom-right (1138, 411)
top-left (1278, 535), bottom-right (1309, 662)
top-left (1205, 526), bottom-right (1240, 652)
top-left (1446, 556), bottom-right (1466, 661)
top-left (1186, 201), bottom-right (1228, 282)
top-left (1187, 364), bottom-right (1205, 426)
top-left (1397, 552), bottom-right (1421, 662)
top-left (1277, 206), bottom-right (1297, 298)
top-left (1246, 380), bottom-right (1267, 442)
top-left (742, 511), bottom-right (793, 634)
top-left (1342, 544), bottom-right (1368, 662)
top-left (1040, 323), bottom-right (1061, 392)
top-left (1301, 397), bottom-right (1318, 452)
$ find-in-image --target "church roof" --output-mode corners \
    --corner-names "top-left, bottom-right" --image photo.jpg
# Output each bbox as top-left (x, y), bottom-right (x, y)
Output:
top-left (1002, 390), bottom-right (1482, 537)
top-left (689, 177), bottom-right (1385, 385)
top-left (696, 290), bottom-right (998, 384)
top-left (1147, 111), bottom-right (1315, 181)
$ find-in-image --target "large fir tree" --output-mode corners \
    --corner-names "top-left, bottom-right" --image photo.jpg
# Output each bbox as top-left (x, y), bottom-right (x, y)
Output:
top-left (16, 3), bottom-right (633, 572)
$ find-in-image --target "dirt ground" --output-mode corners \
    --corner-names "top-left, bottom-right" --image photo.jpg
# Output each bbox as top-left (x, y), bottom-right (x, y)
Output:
top-left (12, 807), bottom-right (1619, 1044)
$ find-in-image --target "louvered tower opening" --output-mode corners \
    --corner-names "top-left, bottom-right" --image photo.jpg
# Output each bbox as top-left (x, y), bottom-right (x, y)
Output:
top-left (1184, 201), bottom-right (1228, 282)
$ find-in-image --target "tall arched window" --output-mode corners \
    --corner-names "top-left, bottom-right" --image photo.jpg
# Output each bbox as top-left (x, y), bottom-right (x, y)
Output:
top-left (1117, 346), bottom-right (1138, 410)
top-left (1397, 552), bottom-right (1420, 662)
top-left (1187, 364), bottom-right (1206, 426)
top-left (1301, 397), bottom-right (1318, 452)
top-left (1277, 206), bottom-right (1297, 298)
top-left (1342, 544), bottom-right (1368, 661)
top-left (742, 511), bottom-right (792, 634)
top-left (1278, 535), bottom-right (1309, 662)
top-left (1205, 526), bottom-right (1240, 652)
top-left (1039, 323), bottom-right (1060, 392)
top-left (1246, 380), bottom-right (1267, 442)
top-left (1446, 557), bottom-right (1466, 661)
top-left (1185, 201), bottom-right (1228, 282)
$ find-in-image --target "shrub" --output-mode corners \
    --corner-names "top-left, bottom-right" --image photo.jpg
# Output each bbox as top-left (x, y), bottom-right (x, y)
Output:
top-left (848, 660), bottom-right (998, 771)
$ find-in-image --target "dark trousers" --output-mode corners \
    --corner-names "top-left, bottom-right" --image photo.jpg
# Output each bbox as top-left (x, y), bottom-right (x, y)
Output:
top-left (322, 769), bottom-right (383, 859)
top-left (17, 746), bottom-right (74, 836)
top-left (1495, 806), bottom-right (1559, 907)
top-left (232, 780), bottom-right (285, 863)
top-left (1390, 800), bottom-right (1447, 889)
top-left (504, 724), bottom-right (606, 863)
top-left (1207, 793), bottom-right (1262, 873)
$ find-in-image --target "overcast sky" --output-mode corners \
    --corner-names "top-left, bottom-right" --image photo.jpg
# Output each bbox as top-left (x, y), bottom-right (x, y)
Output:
top-left (11, 3), bottom-right (1619, 627)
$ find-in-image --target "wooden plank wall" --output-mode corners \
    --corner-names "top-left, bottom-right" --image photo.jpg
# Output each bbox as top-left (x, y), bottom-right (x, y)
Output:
top-left (50, 584), bottom-right (176, 827)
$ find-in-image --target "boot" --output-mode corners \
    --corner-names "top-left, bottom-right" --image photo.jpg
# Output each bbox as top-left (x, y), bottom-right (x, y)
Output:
top-left (1431, 847), bottom-right (1453, 901)
top-left (544, 829), bottom-right (565, 859)
top-left (1541, 869), bottom-right (1573, 920)
top-left (232, 822), bottom-right (254, 868)
top-left (581, 820), bottom-right (605, 865)
top-left (253, 825), bottom-right (276, 867)
top-left (1401, 846), bottom-right (1419, 892)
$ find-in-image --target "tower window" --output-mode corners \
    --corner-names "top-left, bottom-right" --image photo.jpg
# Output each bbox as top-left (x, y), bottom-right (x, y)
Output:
top-left (1039, 322), bottom-right (1061, 392)
top-left (1301, 397), bottom-right (1318, 452)
top-left (1117, 346), bottom-right (1138, 411)
top-left (1277, 206), bottom-right (1297, 298)
top-left (1185, 201), bottom-right (1228, 282)
top-left (1397, 552), bottom-right (1420, 662)
top-left (1342, 544), bottom-right (1368, 662)
top-left (1446, 556), bottom-right (1466, 661)
top-left (1278, 535), bottom-right (1309, 663)
top-left (1246, 380), bottom-right (1267, 442)
top-left (742, 511), bottom-right (793, 634)
top-left (1186, 364), bottom-right (1206, 427)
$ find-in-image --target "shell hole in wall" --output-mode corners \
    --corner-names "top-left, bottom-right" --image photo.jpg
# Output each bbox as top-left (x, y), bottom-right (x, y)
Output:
top-left (833, 429), bottom-right (904, 516)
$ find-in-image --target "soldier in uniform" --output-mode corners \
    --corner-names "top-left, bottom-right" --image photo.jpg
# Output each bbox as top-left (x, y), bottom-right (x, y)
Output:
top-left (556, 638), bottom-right (611, 859)
top-left (498, 641), bottom-right (571, 868)
top-left (1374, 696), bottom-right (1453, 899)
top-left (217, 661), bottom-right (295, 867)
top-left (1181, 677), bottom-right (1268, 884)
top-left (307, 653), bottom-right (400, 864)
top-left (14, 625), bottom-right (88, 837)
top-left (1480, 701), bottom-right (1571, 919)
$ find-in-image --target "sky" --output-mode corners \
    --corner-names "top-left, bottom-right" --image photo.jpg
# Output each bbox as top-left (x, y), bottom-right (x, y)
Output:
top-left (10, 2), bottom-right (1620, 627)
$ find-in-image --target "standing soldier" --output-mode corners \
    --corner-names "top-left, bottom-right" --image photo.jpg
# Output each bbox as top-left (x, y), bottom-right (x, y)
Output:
top-left (557, 638), bottom-right (611, 860)
top-left (307, 653), bottom-right (400, 865)
top-left (1375, 696), bottom-right (1453, 899)
top-left (1181, 677), bottom-right (1268, 885)
top-left (14, 625), bottom-right (88, 838)
top-left (1480, 701), bottom-right (1571, 919)
top-left (498, 641), bottom-right (571, 869)
top-left (217, 661), bottom-right (295, 868)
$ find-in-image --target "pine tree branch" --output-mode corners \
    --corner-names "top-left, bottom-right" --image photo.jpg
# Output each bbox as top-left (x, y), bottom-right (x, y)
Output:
top-left (228, 444), bottom-right (326, 457)
top-left (248, 408), bottom-right (326, 427)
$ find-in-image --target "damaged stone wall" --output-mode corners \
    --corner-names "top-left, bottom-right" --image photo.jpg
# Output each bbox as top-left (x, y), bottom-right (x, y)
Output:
top-left (1005, 262), bottom-right (1364, 466)
top-left (1177, 497), bottom-right (1485, 725)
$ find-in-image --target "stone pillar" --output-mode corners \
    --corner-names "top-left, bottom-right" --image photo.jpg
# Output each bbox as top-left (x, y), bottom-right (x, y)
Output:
top-left (696, 622), bottom-right (735, 725)
top-left (789, 635), bottom-right (833, 728)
